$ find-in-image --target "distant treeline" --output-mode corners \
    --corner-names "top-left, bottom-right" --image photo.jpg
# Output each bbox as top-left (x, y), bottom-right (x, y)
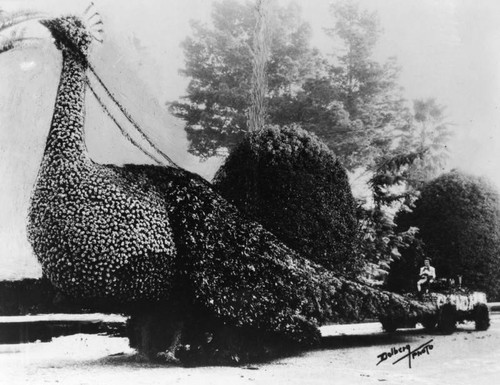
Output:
top-left (0, 278), bottom-right (90, 315)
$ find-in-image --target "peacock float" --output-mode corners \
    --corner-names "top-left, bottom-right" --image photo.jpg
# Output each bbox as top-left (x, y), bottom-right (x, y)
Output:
top-left (26, 11), bottom-right (433, 364)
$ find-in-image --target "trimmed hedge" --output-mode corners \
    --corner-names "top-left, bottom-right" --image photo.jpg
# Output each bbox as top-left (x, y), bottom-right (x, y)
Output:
top-left (213, 125), bottom-right (358, 275)
top-left (390, 170), bottom-right (500, 300)
top-left (0, 278), bottom-right (89, 315)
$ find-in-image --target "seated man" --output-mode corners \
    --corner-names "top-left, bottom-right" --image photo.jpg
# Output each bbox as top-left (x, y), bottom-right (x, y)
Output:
top-left (417, 258), bottom-right (436, 293)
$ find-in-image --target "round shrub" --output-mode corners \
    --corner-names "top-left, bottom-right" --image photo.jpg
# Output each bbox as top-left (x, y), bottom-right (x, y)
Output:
top-left (391, 170), bottom-right (500, 300)
top-left (213, 125), bottom-right (358, 275)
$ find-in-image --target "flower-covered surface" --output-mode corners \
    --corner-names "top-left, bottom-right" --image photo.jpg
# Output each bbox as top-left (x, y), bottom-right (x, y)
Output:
top-left (27, 41), bottom-right (177, 302)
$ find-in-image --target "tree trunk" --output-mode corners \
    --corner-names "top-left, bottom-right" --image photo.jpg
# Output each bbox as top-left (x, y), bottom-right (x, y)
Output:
top-left (248, 0), bottom-right (270, 132)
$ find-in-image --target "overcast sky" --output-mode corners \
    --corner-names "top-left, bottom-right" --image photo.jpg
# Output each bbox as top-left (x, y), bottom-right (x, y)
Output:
top-left (3, 0), bottom-right (500, 177)
top-left (1, 0), bottom-right (500, 278)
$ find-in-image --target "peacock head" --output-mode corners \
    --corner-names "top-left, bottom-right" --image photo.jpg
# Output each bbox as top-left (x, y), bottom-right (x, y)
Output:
top-left (40, 12), bottom-right (103, 61)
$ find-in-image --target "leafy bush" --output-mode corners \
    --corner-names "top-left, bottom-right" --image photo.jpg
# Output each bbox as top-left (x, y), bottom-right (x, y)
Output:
top-left (213, 125), bottom-right (359, 275)
top-left (385, 238), bottom-right (425, 293)
top-left (389, 170), bottom-right (500, 300)
top-left (355, 151), bottom-right (425, 285)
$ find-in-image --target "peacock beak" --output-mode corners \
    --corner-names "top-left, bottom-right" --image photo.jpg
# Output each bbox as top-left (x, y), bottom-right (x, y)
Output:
top-left (39, 19), bottom-right (51, 29)
top-left (39, 19), bottom-right (58, 44)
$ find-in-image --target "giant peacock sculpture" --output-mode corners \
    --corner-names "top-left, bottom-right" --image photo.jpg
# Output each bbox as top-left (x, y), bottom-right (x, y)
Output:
top-left (28, 12), bottom-right (433, 364)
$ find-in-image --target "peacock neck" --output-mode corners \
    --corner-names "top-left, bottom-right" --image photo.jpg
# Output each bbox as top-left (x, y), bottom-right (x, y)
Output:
top-left (42, 48), bottom-right (89, 166)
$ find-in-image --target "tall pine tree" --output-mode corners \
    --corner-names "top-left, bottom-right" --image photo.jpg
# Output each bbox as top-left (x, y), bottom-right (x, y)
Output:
top-left (170, 0), bottom-right (321, 158)
top-left (172, 0), bottom-right (451, 174)
top-left (295, 0), bottom-right (412, 169)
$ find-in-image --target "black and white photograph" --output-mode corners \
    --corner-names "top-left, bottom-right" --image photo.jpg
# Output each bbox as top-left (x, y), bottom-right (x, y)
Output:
top-left (1, 0), bottom-right (500, 383)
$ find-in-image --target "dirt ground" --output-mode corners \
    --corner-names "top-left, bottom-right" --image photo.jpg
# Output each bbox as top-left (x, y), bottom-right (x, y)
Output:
top-left (1, 314), bottom-right (499, 385)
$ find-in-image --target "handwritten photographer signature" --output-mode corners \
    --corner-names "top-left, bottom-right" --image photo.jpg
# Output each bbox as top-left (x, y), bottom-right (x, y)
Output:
top-left (376, 339), bottom-right (434, 368)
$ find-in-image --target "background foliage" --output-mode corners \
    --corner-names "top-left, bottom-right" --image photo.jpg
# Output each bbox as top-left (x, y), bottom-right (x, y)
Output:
top-left (170, 0), bottom-right (322, 158)
top-left (171, 0), bottom-right (425, 171)
top-left (354, 151), bottom-right (424, 285)
top-left (174, 0), bottom-right (456, 282)
top-left (389, 170), bottom-right (500, 300)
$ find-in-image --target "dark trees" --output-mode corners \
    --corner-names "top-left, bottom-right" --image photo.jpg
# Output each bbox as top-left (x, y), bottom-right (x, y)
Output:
top-left (305, 1), bottom-right (411, 169)
top-left (171, 0), bottom-right (413, 171)
top-left (170, 0), bottom-right (321, 158)
top-left (390, 171), bottom-right (500, 300)
top-left (399, 98), bottom-right (454, 186)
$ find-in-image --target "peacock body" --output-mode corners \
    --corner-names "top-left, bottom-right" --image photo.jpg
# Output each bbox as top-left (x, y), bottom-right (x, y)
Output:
top-left (27, 14), bottom-right (432, 361)
top-left (28, 17), bottom-right (176, 302)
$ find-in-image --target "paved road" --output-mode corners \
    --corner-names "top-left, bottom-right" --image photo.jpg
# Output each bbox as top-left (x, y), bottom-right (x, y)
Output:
top-left (0, 314), bottom-right (499, 385)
